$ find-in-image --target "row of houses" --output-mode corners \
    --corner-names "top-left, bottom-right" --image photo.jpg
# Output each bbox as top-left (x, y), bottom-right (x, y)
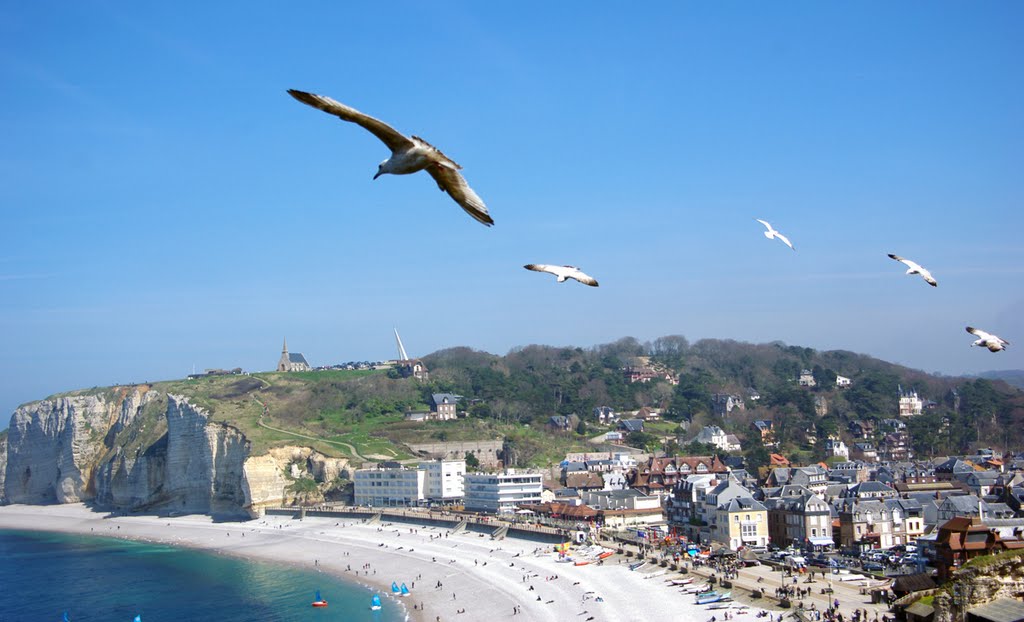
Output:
top-left (349, 448), bottom-right (1024, 579)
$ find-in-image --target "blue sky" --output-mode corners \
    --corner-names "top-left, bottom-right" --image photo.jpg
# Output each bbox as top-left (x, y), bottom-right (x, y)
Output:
top-left (2, 3), bottom-right (1022, 424)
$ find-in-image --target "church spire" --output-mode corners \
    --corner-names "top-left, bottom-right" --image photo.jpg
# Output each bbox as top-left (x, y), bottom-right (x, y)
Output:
top-left (282, 337), bottom-right (288, 354)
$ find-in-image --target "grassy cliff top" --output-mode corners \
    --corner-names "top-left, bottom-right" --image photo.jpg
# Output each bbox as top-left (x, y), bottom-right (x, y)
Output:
top-left (44, 369), bottom-right (594, 466)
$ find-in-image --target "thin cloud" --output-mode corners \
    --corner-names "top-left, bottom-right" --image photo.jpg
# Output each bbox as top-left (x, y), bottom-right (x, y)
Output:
top-left (0, 273), bottom-right (55, 282)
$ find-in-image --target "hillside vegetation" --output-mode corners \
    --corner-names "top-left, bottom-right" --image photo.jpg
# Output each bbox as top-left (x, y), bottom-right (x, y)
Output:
top-left (39, 336), bottom-right (1024, 468)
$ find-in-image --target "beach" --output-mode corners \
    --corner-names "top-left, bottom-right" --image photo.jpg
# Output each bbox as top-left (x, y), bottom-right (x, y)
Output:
top-left (0, 504), bottom-right (766, 622)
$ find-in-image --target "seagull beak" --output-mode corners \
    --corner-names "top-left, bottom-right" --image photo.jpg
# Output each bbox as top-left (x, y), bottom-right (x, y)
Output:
top-left (373, 171), bottom-right (382, 180)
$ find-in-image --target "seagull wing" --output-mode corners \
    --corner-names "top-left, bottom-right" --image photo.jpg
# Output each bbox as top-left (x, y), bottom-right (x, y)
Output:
top-left (888, 253), bottom-right (907, 264)
top-left (570, 269), bottom-right (600, 287)
top-left (287, 89), bottom-right (414, 153)
top-left (426, 163), bottom-right (493, 226)
top-left (524, 264), bottom-right (557, 276)
top-left (755, 219), bottom-right (773, 233)
top-left (918, 268), bottom-right (937, 287)
top-left (967, 326), bottom-right (995, 341)
top-left (775, 232), bottom-right (795, 250)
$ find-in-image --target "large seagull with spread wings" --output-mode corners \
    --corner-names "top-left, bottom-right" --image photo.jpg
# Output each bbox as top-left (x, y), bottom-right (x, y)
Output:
top-left (755, 219), bottom-right (795, 250)
top-left (524, 264), bottom-right (600, 287)
top-left (966, 327), bottom-right (1009, 352)
top-left (888, 254), bottom-right (937, 287)
top-left (287, 89), bottom-right (493, 226)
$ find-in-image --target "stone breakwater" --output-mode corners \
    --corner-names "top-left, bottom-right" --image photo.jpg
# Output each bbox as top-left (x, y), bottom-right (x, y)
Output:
top-left (1, 389), bottom-right (347, 515)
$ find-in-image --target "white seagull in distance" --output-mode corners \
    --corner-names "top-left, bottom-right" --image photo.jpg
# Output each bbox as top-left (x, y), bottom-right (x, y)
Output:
top-left (966, 327), bottom-right (1009, 352)
top-left (524, 264), bottom-right (599, 287)
top-left (287, 89), bottom-right (493, 226)
top-left (755, 219), bottom-right (795, 250)
top-left (888, 254), bottom-right (937, 287)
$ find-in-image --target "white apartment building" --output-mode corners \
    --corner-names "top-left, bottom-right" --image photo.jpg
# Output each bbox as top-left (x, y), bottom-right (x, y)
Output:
top-left (464, 470), bottom-right (543, 514)
top-left (354, 460), bottom-right (466, 507)
top-left (421, 459), bottom-right (466, 501)
top-left (354, 466), bottom-right (426, 507)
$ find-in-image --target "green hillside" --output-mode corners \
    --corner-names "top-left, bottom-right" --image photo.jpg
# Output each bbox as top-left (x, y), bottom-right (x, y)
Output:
top-left (40, 336), bottom-right (1024, 468)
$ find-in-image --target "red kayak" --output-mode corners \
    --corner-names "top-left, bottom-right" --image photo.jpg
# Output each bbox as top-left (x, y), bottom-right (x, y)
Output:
top-left (312, 600), bottom-right (328, 608)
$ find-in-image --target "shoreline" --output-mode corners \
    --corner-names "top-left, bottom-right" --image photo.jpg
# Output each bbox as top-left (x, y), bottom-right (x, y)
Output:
top-left (0, 503), bottom-right (774, 622)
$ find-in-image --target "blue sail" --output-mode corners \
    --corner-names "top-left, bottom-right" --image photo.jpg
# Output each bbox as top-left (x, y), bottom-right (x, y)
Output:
top-left (315, 590), bottom-right (322, 602)
top-left (400, 583), bottom-right (410, 595)
top-left (371, 594), bottom-right (382, 609)
top-left (391, 581), bottom-right (399, 593)
top-left (133, 617), bottom-right (142, 622)
top-left (63, 613), bottom-right (70, 622)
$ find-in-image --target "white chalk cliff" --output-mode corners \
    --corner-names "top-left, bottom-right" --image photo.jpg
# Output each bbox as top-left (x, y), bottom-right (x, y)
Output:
top-left (0, 388), bottom-right (347, 515)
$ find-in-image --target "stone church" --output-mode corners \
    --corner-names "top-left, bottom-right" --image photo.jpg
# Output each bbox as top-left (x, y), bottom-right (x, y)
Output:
top-left (276, 338), bottom-right (310, 372)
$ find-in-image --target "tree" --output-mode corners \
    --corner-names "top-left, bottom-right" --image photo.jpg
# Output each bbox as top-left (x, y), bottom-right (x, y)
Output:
top-left (681, 441), bottom-right (720, 457)
top-left (744, 444), bottom-right (770, 472)
top-left (464, 451), bottom-right (480, 470)
top-left (626, 431), bottom-right (659, 451)
top-left (670, 369), bottom-right (714, 419)
top-left (575, 420), bottom-right (588, 436)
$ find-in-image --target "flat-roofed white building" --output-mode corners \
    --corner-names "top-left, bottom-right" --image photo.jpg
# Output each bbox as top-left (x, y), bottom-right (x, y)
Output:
top-left (354, 459), bottom-right (467, 507)
top-left (421, 459), bottom-right (465, 501)
top-left (354, 465), bottom-right (426, 507)
top-left (464, 469), bottom-right (543, 514)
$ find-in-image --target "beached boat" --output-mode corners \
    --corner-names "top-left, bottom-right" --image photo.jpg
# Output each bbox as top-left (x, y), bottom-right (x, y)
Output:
top-left (312, 590), bottom-right (328, 608)
top-left (370, 594), bottom-right (383, 611)
top-left (669, 577), bottom-right (694, 586)
top-left (392, 581), bottom-right (401, 594)
top-left (628, 560), bottom-right (647, 571)
top-left (696, 591), bottom-right (730, 605)
top-left (575, 560), bottom-right (590, 566)
top-left (556, 556), bottom-right (575, 563)
top-left (400, 583), bottom-right (410, 597)
top-left (598, 551), bottom-right (614, 559)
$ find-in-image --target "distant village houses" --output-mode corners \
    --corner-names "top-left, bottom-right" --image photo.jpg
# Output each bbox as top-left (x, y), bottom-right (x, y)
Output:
top-left (711, 393), bottom-right (745, 417)
top-left (798, 369), bottom-right (816, 387)
top-left (899, 386), bottom-right (924, 417)
top-left (688, 425), bottom-right (742, 453)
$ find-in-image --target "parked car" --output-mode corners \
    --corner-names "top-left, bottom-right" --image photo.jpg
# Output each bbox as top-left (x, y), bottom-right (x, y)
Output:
top-left (863, 561), bottom-right (885, 572)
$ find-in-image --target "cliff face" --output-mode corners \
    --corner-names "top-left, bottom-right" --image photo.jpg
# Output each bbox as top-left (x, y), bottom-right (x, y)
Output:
top-left (932, 553), bottom-right (1024, 622)
top-left (0, 431), bottom-right (7, 502)
top-left (2, 389), bottom-right (347, 515)
top-left (4, 392), bottom-right (142, 504)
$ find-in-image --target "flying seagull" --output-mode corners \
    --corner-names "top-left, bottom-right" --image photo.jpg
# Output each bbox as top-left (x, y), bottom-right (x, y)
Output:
top-left (888, 254), bottom-right (937, 287)
top-left (966, 326), bottom-right (1009, 352)
top-left (287, 89), bottom-right (493, 227)
top-left (755, 219), bottom-right (795, 250)
top-left (523, 264), bottom-right (599, 287)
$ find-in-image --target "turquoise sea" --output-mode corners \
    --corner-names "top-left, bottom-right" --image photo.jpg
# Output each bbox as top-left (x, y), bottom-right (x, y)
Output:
top-left (0, 530), bottom-right (405, 622)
